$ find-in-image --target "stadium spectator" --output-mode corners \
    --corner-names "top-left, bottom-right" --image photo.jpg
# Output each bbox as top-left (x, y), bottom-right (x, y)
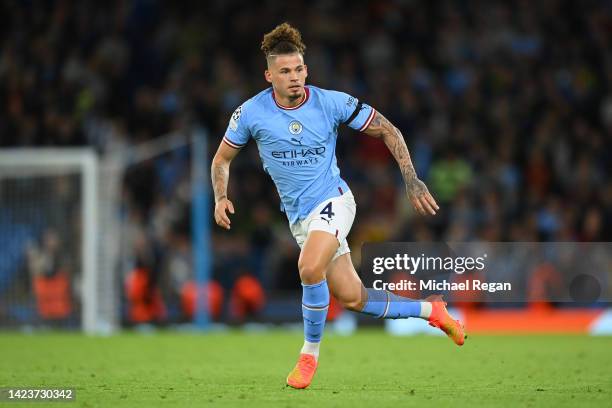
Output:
top-left (27, 229), bottom-right (73, 322)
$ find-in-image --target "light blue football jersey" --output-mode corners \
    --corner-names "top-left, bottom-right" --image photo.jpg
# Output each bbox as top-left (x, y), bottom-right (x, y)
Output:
top-left (223, 85), bottom-right (376, 224)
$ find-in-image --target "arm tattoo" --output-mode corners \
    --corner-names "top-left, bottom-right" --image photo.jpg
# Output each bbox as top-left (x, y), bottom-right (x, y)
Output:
top-left (363, 112), bottom-right (420, 185)
top-left (211, 161), bottom-right (229, 203)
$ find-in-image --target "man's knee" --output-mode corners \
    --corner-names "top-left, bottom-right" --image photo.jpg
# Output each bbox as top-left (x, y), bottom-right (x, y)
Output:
top-left (298, 260), bottom-right (327, 284)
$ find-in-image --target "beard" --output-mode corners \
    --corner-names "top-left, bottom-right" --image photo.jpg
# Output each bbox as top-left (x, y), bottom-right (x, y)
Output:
top-left (287, 87), bottom-right (304, 101)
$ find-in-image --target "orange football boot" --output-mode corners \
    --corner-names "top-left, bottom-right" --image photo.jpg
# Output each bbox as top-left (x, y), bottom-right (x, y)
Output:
top-left (426, 294), bottom-right (466, 346)
top-left (286, 353), bottom-right (318, 389)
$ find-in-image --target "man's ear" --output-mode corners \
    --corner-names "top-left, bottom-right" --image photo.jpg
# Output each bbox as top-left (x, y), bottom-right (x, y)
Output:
top-left (304, 64), bottom-right (308, 79)
top-left (264, 70), bottom-right (272, 84)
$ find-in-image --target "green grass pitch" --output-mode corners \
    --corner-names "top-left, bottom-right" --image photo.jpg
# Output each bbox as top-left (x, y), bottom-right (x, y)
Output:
top-left (1, 330), bottom-right (611, 407)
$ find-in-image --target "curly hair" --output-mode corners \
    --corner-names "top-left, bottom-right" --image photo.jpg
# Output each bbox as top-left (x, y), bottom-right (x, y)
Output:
top-left (261, 22), bottom-right (306, 58)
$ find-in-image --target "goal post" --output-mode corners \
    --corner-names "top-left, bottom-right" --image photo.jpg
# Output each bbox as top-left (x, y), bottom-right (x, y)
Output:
top-left (0, 148), bottom-right (99, 333)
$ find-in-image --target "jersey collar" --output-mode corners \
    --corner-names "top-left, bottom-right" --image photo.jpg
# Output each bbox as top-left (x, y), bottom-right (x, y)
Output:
top-left (272, 86), bottom-right (310, 110)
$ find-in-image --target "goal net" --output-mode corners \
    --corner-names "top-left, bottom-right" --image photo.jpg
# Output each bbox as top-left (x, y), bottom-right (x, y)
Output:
top-left (0, 149), bottom-right (99, 332)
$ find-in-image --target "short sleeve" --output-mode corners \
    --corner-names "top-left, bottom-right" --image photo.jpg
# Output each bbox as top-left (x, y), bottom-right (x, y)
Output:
top-left (223, 103), bottom-right (251, 148)
top-left (327, 90), bottom-right (377, 132)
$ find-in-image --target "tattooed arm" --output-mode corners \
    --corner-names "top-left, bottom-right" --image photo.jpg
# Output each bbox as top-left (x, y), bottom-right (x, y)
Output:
top-left (362, 111), bottom-right (439, 216)
top-left (211, 141), bottom-right (241, 229)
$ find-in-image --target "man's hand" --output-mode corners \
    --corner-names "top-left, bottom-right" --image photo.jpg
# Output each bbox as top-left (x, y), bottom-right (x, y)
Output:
top-left (214, 197), bottom-right (235, 230)
top-left (406, 178), bottom-right (439, 216)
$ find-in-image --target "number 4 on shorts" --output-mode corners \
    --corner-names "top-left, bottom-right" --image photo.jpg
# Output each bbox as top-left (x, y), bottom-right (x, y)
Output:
top-left (320, 202), bottom-right (335, 218)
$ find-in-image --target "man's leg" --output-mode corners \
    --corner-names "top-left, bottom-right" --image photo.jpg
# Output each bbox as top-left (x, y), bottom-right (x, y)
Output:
top-left (326, 253), bottom-right (367, 311)
top-left (286, 230), bottom-right (338, 389)
top-left (326, 253), bottom-right (465, 345)
top-left (326, 253), bottom-right (429, 318)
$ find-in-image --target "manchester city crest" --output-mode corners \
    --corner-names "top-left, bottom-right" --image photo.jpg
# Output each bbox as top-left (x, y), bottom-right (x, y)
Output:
top-left (288, 120), bottom-right (303, 135)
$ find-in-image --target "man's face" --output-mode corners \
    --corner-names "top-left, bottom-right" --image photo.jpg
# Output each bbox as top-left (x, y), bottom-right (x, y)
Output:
top-left (265, 53), bottom-right (308, 101)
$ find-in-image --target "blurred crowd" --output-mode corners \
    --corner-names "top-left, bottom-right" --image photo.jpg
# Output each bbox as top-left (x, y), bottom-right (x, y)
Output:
top-left (1, 0), bottom-right (611, 322)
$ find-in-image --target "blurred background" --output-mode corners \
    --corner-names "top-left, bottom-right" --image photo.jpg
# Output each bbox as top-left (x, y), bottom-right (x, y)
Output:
top-left (0, 0), bottom-right (610, 333)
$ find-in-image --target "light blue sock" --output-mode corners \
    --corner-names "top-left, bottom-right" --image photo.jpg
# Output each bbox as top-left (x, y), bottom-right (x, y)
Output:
top-left (302, 280), bottom-right (330, 343)
top-left (360, 288), bottom-right (422, 319)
